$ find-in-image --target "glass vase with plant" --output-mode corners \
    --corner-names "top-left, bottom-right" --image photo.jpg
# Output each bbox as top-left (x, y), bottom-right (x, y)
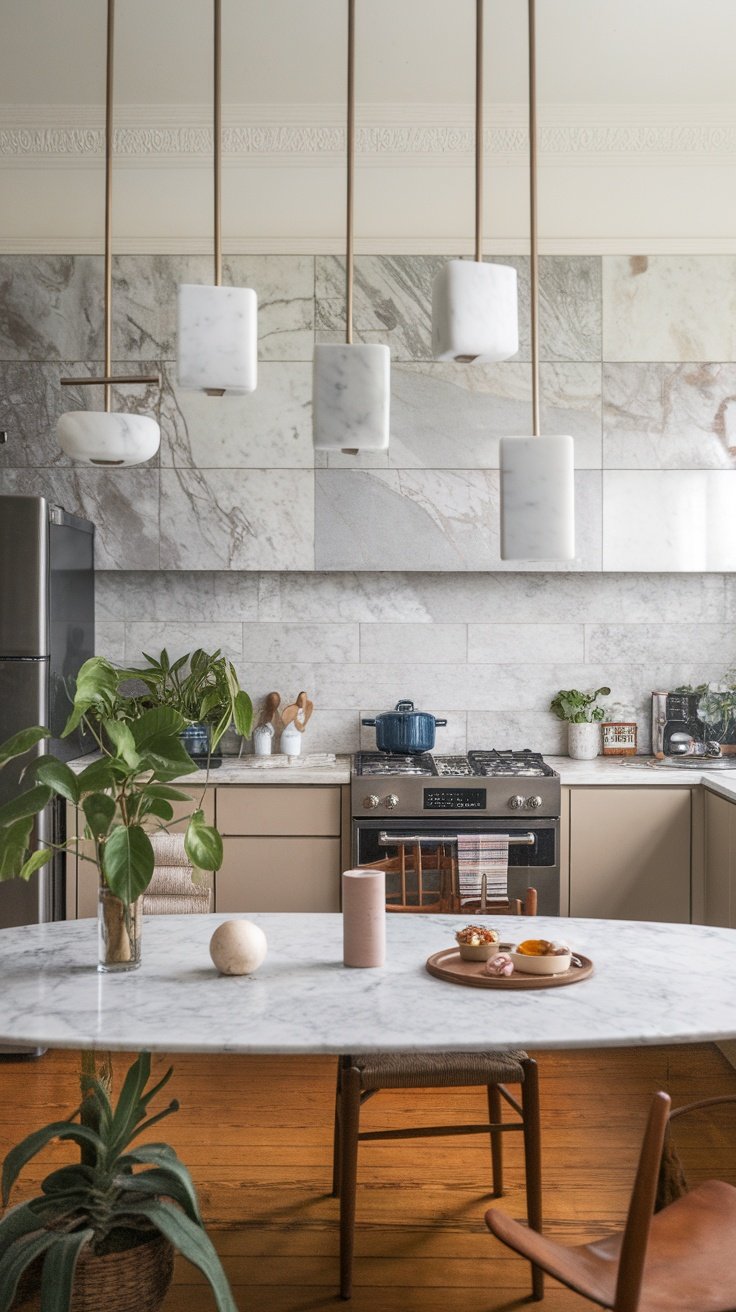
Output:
top-left (0, 656), bottom-right (223, 972)
top-left (0, 1051), bottom-right (236, 1312)
top-left (122, 648), bottom-right (253, 765)
top-left (550, 686), bottom-right (611, 760)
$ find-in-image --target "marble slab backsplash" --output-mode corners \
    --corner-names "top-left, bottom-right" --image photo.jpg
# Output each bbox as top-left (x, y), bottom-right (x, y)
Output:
top-left (96, 570), bottom-right (736, 756)
top-left (2, 252), bottom-right (736, 572)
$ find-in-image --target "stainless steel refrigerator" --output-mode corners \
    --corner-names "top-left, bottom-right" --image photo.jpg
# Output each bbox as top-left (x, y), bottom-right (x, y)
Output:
top-left (0, 495), bottom-right (94, 931)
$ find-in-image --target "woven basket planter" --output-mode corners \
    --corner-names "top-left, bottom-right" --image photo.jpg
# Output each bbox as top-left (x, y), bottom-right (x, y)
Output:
top-left (14, 1232), bottom-right (174, 1312)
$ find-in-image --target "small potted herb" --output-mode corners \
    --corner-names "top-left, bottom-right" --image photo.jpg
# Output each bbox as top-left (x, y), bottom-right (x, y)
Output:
top-left (0, 1051), bottom-right (236, 1312)
top-left (550, 686), bottom-right (611, 760)
top-left (122, 649), bottom-right (253, 766)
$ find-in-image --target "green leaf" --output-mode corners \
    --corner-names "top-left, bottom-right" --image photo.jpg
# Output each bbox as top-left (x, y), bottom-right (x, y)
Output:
top-left (117, 1200), bottom-right (238, 1312)
top-left (0, 726), bottom-right (49, 768)
top-left (113, 1164), bottom-right (202, 1225)
top-left (62, 657), bottom-right (119, 736)
top-left (40, 1165), bottom-right (95, 1196)
top-left (103, 720), bottom-right (140, 770)
top-left (141, 799), bottom-right (174, 823)
top-left (82, 792), bottom-right (116, 841)
top-left (0, 1229), bottom-right (59, 1312)
top-left (0, 1200), bottom-right (48, 1252)
top-left (107, 1052), bottom-right (151, 1155)
top-left (0, 784), bottom-right (51, 829)
top-left (0, 816), bottom-right (34, 881)
top-left (101, 825), bottom-right (154, 903)
top-left (209, 708), bottom-right (231, 752)
top-left (2, 1122), bottom-right (105, 1206)
top-left (76, 760), bottom-right (116, 794)
top-left (184, 810), bottom-right (223, 872)
top-left (33, 757), bottom-right (79, 805)
top-left (39, 1228), bottom-right (94, 1312)
top-left (142, 784), bottom-right (192, 803)
top-left (233, 689), bottom-right (254, 739)
top-left (17, 849), bottom-right (53, 883)
top-left (130, 706), bottom-right (186, 749)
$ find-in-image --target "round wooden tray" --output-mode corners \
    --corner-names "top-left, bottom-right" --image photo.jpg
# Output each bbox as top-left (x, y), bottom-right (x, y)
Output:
top-left (425, 946), bottom-right (594, 990)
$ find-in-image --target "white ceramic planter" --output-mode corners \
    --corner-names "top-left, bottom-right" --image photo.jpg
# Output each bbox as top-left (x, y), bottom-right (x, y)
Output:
top-left (568, 721), bottom-right (601, 760)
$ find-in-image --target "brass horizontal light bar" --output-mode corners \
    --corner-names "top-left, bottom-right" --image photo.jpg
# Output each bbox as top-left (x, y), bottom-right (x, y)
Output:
top-left (60, 374), bottom-right (161, 388)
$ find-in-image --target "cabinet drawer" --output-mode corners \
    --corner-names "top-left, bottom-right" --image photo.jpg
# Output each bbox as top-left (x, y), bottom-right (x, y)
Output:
top-left (216, 837), bottom-right (341, 912)
top-left (216, 786), bottom-right (341, 837)
top-left (167, 787), bottom-right (215, 833)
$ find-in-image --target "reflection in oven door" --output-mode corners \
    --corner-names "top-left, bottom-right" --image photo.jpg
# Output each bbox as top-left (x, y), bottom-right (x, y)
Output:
top-left (353, 819), bottom-right (560, 917)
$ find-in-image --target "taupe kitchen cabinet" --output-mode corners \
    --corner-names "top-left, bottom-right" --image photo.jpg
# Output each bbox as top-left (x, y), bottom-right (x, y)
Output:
top-left (703, 789), bottom-right (736, 928)
top-left (216, 786), bottom-right (342, 913)
top-left (567, 787), bottom-right (691, 922)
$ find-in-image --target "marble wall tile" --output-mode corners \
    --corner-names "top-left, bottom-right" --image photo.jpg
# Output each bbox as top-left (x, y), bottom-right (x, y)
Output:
top-left (159, 362), bottom-right (313, 468)
top-left (359, 709), bottom-right (468, 755)
top-left (386, 362), bottom-right (601, 469)
top-left (603, 470), bottom-right (736, 571)
top-left (94, 622), bottom-right (126, 664)
top-left (0, 362), bottom-right (163, 469)
top-left (602, 256), bottom-right (736, 363)
top-left (0, 256), bottom-right (103, 362)
top-left (603, 363), bottom-right (736, 469)
top-left (359, 622), bottom-right (466, 665)
top-left (242, 622), bottom-right (358, 664)
top-left (0, 467), bottom-right (160, 569)
top-left (469, 711), bottom-right (568, 755)
top-left (112, 255), bottom-right (314, 363)
top-left (315, 469), bottom-right (602, 572)
top-left (468, 623), bottom-right (585, 664)
top-left (95, 571), bottom-right (260, 622)
top-left (159, 468), bottom-right (314, 570)
top-left (586, 623), bottom-right (736, 666)
top-left (124, 622), bottom-right (243, 665)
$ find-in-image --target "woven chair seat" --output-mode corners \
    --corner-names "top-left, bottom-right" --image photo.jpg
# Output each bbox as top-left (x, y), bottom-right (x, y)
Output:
top-left (350, 1049), bottom-right (529, 1091)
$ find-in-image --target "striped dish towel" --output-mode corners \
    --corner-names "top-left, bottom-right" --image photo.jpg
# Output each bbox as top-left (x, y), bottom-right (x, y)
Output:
top-left (456, 834), bottom-right (509, 907)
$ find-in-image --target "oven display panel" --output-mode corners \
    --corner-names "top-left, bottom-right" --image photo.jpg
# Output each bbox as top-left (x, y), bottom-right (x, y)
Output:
top-left (423, 787), bottom-right (487, 811)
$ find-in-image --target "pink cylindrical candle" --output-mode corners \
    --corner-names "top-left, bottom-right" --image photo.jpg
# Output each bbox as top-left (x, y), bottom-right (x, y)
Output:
top-left (342, 869), bottom-right (386, 968)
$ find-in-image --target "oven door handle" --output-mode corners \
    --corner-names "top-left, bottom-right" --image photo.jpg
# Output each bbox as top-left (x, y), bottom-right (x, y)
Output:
top-left (377, 831), bottom-right (536, 848)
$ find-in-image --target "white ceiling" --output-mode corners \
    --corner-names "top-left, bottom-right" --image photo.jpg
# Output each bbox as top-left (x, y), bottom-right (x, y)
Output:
top-left (1, 0), bottom-right (733, 108)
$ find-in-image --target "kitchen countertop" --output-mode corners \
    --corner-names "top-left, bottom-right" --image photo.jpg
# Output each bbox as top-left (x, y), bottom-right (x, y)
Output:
top-left (68, 752), bottom-right (352, 785)
top-left (0, 913), bottom-right (735, 1054)
top-left (550, 754), bottom-right (736, 800)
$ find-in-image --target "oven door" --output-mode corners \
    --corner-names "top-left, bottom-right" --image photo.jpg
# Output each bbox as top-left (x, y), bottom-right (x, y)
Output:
top-left (353, 816), bottom-right (560, 916)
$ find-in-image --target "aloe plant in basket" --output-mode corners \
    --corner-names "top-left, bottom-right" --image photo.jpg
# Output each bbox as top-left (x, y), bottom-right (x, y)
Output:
top-left (0, 656), bottom-right (224, 971)
top-left (0, 1051), bottom-right (236, 1312)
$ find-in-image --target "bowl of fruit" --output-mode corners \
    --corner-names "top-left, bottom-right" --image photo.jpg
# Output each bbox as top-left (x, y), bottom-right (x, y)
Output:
top-left (509, 938), bottom-right (572, 976)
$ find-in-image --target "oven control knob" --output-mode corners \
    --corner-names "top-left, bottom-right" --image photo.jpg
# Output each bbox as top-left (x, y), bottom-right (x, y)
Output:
top-left (384, 793), bottom-right (400, 810)
top-left (363, 794), bottom-right (380, 810)
top-left (527, 795), bottom-right (543, 809)
top-left (508, 795), bottom-right (525, 810)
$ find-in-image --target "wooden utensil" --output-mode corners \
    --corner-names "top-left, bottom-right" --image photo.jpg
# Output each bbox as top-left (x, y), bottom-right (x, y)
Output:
top-left (258, 691), bottom-right (281, 729)
top-left (282, 691), bottom-right (314, 732)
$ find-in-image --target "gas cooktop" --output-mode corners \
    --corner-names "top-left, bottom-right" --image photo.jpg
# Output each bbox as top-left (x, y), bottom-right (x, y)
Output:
top-left (354, 749), bottom-right (556, 779)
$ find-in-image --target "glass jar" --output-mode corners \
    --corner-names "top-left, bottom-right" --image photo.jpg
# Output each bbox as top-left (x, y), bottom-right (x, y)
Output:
top-left (98, 887), bottom-right (142, 972)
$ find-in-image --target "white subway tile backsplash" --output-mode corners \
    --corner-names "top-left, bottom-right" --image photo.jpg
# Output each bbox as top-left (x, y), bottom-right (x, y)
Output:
top-left (243, 622), bottom-right (359, 664)
top-left (468, 624), bottom-right (584, 664)
top-left (125, 622), bottom-right (243, 665)
top-left (360, 623), bottom-right (466, 664)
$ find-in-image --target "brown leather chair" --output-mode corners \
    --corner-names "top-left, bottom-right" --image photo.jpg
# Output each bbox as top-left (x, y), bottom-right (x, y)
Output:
top-left (486, 1089), bottom-right (736, 1312)
top-left (333, 887), bottom-right (543, 1300)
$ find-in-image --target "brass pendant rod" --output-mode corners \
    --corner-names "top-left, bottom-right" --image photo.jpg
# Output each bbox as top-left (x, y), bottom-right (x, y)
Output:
top-left (61, 374), bottom-right (161, 388)
top-left (474, 0), bottom-right (483, 264)
top-left (528, 0), bottom-right (540, 436)
top-left (214, 0), bottom-right (222, 287)
top-left (345, 0), bottom-right (355, 345)
top-left (104, 0), bottom-right (114, 412)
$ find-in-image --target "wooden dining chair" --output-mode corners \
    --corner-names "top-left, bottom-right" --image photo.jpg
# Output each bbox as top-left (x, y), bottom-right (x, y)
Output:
top-left (486, 1089), bottom-right (736, 1312)
top-left (333, 887), bottom-right (542, 1301)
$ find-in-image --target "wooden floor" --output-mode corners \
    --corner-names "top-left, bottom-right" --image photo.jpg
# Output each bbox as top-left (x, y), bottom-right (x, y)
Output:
top-left (2, 1044), bottom-right (736, 1311)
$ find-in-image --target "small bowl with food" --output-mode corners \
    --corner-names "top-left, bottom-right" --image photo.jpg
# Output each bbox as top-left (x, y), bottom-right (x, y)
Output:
top-left (509, 938), bottom-right (572, 976)
top-left (455, 925), bottom-right (501, 961)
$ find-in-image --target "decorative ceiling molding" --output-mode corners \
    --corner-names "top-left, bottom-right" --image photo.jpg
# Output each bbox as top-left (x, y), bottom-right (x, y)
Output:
top-left (2, 103), bottom-right (736, 169)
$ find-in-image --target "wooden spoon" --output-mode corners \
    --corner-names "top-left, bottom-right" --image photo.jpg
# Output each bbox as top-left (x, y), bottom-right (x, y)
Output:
top-left (258, 691), bottom-right (281, 728)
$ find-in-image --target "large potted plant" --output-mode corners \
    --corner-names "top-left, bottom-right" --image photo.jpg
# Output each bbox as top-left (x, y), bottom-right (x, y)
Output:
top-left (122, 649), bottom-right (253, 766)
top-left (0, 656), bottom-right (223, 972)
top-left (1, 1051), bottom-right (236, 1312)
top-left (550, 686), bottom-right (611, 760)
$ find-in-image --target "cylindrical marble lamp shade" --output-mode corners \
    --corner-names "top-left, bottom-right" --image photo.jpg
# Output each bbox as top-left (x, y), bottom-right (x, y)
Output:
top-left (57, 411), bottom-right (160, 467)
top-left (432, 261), bottom-right (519, 363)
top-left (313, 343), bottom-right (390, 451)
top-left (499, 434), bottom-right (575, 560)
top-left (177, 284), bottom-right (257, 393)
top-left (342, 868), bottom-right (386, 968)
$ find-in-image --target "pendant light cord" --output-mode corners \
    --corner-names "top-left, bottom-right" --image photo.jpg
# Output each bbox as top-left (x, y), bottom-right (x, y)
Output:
top-left (346, 0), bottom-right (355, 345)
top-left (104, 0), bottom-right (114, 412)
top-left (214, 0), bottom-right (222, 287)
top-left (528, 0), bottom-right (540, 436)
top-left (474, 0), bottom-right (483, 264)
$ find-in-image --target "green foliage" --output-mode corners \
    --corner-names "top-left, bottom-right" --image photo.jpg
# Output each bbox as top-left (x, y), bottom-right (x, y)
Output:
top-left (550, 686), bottom-right (611, 724)
top-left (0, 1052), bottom-right (237, 1312)
top-left (122, 648), bottom-right (254, 749)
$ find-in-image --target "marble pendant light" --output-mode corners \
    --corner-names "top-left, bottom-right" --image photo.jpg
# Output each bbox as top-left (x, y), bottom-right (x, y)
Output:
top-left (177, 0), bottom-right (257, 395)
top-left (313, 0), bottom-right (390, 453)
top-left (499, 0), bottom-right (575, 560)
top-left (432, 0), bottom-right (518, 364)
top-left (58, 0), bottom-right (160, 466)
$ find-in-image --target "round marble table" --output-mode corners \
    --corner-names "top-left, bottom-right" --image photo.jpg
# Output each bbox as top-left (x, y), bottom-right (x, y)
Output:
top-left (1, 913), bottom-right (734, 1054)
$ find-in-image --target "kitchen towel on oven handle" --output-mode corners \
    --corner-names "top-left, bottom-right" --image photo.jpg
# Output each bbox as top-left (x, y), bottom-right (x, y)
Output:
top-left (456, 833), bottom-right (509, 905)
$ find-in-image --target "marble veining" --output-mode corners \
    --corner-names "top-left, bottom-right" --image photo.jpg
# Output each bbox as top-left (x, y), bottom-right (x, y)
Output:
top-left (603, 362), bottom-right (736, 469)
top-left (159, 468), bottom-right (314, 570)
top-left (0, 914), bottom-right (734, 1054)
top-left (602, 255), bottom-right (736, 363)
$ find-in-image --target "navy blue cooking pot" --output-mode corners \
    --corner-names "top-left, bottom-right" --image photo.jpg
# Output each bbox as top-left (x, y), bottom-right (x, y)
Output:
top-left (362, 700), bottom-right (448, 754)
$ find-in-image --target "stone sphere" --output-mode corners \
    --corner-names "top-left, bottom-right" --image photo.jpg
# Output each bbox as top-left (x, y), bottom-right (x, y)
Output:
top-left (209, 919), bottom-right (268, 976)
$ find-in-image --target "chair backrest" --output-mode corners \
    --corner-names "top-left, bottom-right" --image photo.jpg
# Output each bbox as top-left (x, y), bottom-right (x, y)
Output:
top-left (614, 1091), bottom-right (672, 1312)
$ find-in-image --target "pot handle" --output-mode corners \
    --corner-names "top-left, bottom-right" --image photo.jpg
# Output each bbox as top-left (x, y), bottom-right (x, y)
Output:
top-left (434, 719), bottom-right (448, 727)
top-left (361, 718), bottom-right (376, 727)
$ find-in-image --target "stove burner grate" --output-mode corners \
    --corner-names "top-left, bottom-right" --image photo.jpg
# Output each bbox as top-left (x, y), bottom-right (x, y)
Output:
top-left (467, 749), bottom-right (555, 778)
top-left (355, 752), bottom-right (436, 777)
